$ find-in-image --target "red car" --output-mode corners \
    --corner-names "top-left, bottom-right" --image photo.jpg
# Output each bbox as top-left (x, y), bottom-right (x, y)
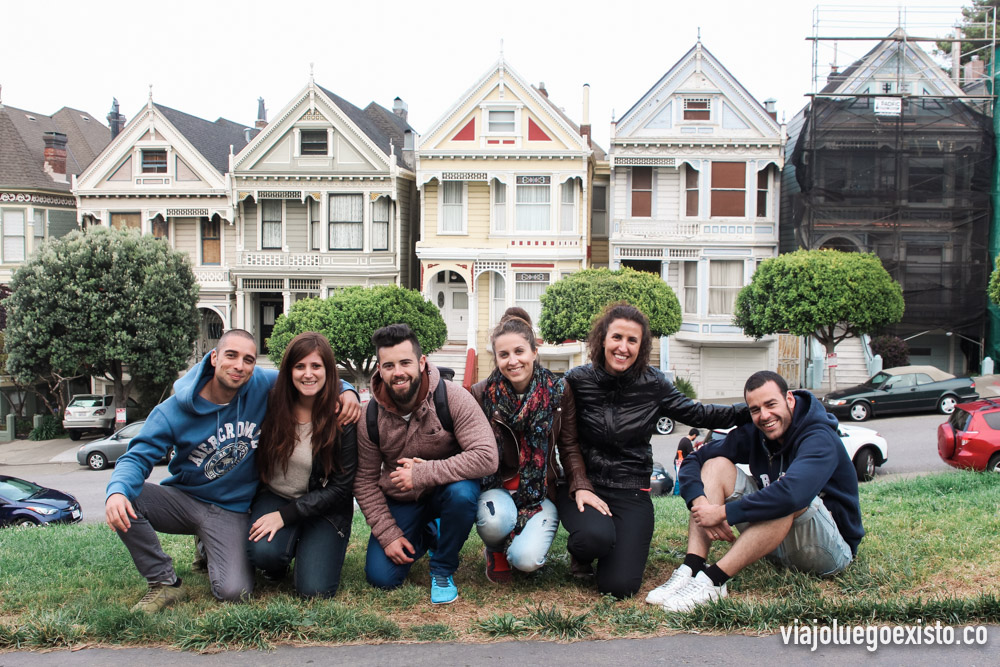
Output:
top-left (937, 399), bottom-right (1000, 473)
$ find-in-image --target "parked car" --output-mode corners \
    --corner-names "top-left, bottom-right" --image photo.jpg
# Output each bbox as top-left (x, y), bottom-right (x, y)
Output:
top-left (63, 394), bottom-right (141, 440)
top-left (821, 366), bottom-right (978, 422)
top-left (937, 398), bottom-right (1000, 473)
top-left (75, 420), bottom-right (171, 470)
top-left (656, 416), bottom-right (675, 435)
top-left (705, 422), bottom-right (889, 482)
top-left (0, 475), bottom-right (82, 527)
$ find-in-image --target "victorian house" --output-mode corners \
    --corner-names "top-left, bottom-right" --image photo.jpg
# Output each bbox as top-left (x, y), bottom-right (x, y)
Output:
top-left (73, 96), bottom-right (255, 360)
top-left (230, 79), bottom-right (418, 357)
top-left (783, 30), bottom-right (993, 375)
top-left (415, 58), bottom-right (599, 382)
top-left (609, 41), bottom-right (784, 398)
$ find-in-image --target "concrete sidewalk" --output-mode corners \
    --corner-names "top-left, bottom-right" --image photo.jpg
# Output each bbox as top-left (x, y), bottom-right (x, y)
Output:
top-left (0, 435), bottom-right (80, 467)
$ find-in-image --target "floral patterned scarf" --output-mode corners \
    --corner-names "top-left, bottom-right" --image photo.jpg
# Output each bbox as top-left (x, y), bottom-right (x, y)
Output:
top-left (481, 363), bottom-right (563, 540)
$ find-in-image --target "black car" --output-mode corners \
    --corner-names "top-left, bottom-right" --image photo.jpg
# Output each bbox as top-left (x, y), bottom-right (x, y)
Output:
top-left (822, 366), bottom-right (979, 422)
top-left (0, 475), bottom-right (82, 527)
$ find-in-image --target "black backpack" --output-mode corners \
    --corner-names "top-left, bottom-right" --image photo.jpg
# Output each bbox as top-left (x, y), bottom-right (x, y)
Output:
top-left (365, 370), bottom-right (455, 446)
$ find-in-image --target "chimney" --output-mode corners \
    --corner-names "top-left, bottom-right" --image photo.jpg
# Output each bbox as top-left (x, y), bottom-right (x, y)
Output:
top-left (580, 83), bottom-right (592, 147)
top-left (107, 98), bottom-right (125, 139)
top-left (43, 131), bottom-right (68, 182)
top-left (952, 31), bottom-right (962, 85)
top-left (393, 96), bottom-right (408, 122)
top-left (764, 98), bottom-right (777, 121)
top-left (537, 81), bottom-right (548, 97)
top-left (255, 97), bottom-right (267, 129)
top-left (965, 55), bottom-right (986, 82)
top-left (404, 129), bottom-right (414, 151)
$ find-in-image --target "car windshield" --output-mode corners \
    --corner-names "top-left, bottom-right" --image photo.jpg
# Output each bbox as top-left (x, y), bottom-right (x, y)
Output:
top-left (0, 477), bottom-right (43, 502)
top-left (69, 397), bottom-right (103, 408)
top-left (866, 372), bottom-right (891, 386)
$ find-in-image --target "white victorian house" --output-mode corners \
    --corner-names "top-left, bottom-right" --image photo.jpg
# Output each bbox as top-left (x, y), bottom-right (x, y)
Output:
top-left (610, 41), bottom-right (785, 398)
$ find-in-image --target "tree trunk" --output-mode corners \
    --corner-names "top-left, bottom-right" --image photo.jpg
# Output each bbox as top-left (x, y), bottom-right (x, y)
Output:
top-left (824, 340), bottom-right (838, 393)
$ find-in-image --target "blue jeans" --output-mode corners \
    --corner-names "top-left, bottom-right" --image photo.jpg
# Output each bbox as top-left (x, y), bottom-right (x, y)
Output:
top-left (364, 479), bottom-right (479, 589)
top-left (476, 488), bottom-right (559, 572)
top-left (247, 489), bottom-right (351, 598)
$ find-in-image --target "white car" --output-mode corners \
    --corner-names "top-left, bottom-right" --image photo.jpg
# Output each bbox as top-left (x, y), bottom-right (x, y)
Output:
top-left (707, 423), bottom-right (888, 482)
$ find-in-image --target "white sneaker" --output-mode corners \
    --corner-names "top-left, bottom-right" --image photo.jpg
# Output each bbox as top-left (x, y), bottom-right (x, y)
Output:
top-left (644, 564), bottom-right (694, 605)
top-left (661, 570), bottom-right (727, 612)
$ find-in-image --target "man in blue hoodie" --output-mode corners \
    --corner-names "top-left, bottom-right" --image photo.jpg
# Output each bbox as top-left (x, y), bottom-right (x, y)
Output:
top-left (647, 370), bottom-right (863, 612)
top-left (105, 329), bottom-right (359, 612)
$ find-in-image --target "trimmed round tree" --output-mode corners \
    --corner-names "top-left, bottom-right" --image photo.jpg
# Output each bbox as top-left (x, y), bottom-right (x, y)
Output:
top-left (733, 249), bottom-right (904, 391)
top-left (539, 267), bottom-right (681, 343)
top-left (4, 227), bottom-right (199, 417)
top-left (267, 284), bottom-right (447, 387)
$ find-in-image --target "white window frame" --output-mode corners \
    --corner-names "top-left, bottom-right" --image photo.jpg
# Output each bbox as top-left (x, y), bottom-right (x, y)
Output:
top-left (515, 176), bottom-right (551, 233)
top-left (261, 200), bottom-right (283, 250)
top-left (482, 104), bottom-right (521, 136)
top-left (299, 129), bottom-right (329, 156)
top-left (683, 97), bottom-right (712, 122)
top-left (1, 208), bottom-right (26, 263)
top-left (372, 196), bottom-right (390, 252)
top-left (681, 260), bottom-right (699, 315)
top-left (708, 259), bottom-right (744, 317)
top-left (491, 273), bottom-right (507, 329)
top-left (492, 180), bottom-right (507, 233)
top-left (309, 199), bottom-right (320, 251)
top-left (560, 180), bottom-right (576, 232)
top-left (201, 216), bottom-right (222, 265)
top-left (514, 271), bottom-right (550, 327)
top-left (439, 181), bottom-right (467, 234)
top-left (591, 184), bottom-right (608, 238)
top-left (329, 193), bottom-right (364, 251)
top-left (140, 148), bottom-right (168, 174)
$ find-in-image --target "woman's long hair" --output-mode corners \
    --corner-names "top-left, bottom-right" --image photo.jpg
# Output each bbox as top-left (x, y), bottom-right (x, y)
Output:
top-left (258, 332), bottom-right (342, 483)
top-left (586, 301), bottom-right (652, 378)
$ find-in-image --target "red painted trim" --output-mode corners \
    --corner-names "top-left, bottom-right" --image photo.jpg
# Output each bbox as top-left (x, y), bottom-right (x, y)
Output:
top-left (462, 348), bottom-right (478, 390)
top-left (502, 139), bottom-right (515, 144)
top-left (453, 118), bottom-right (475, 141)
top-left (528, 118), bottom-right (552, 141)
top-left (511, 263), bottom-right (555, 267)
top-left (487, 139), bottom-right (500, 144)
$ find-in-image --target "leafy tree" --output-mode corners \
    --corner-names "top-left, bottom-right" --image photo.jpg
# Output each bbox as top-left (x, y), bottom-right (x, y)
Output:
top-left (988, 258), bottom-right (1000, 306)
top-left (3, 227), bottom-right (199, 417)
top-left (871, 335), bottom-right (910, 369)
top-left (733, 249), bottom-right (904, 391)
top-left (538, 267), bottom-right (681, 344)
top-left (936, 1), bottom-right (997, 67)
top-left (267, 284), bottom-right (447, 388)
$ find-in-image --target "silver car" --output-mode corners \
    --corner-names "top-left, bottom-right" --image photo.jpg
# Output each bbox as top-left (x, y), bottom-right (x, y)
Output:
top-left (63, 394), bottom-right (140, 440)
top-left (75, 420), bottom-right (172, 470)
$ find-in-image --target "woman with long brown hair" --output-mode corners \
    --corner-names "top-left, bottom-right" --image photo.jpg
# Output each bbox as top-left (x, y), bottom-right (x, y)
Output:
top-left (248, 331), bottom-right (357, 597)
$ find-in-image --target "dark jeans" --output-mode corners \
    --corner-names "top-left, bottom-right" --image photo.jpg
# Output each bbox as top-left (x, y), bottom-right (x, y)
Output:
top-left (247, 489), bottom-right (351, 598)
top-left (556, 483), bottom-right (654, 599)
top-left (116, 482), bottom-right (253, 601)
top-left (364, 479), bottom-right (479, 589)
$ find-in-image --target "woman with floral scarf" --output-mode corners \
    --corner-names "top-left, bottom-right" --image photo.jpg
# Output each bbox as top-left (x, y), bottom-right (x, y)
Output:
top-left (470, 308), bottom-right (606, 583)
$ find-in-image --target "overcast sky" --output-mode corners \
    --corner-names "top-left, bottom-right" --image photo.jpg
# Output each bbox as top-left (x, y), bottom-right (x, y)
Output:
top-left (1, 1), bottom-right (976, 150)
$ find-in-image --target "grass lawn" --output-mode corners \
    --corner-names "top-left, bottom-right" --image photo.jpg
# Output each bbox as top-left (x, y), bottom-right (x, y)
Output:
top-left (1, 471), bottom-right (999, 651)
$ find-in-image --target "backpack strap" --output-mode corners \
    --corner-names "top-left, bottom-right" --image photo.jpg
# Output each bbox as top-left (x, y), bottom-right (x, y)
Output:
top-left (433, 378), bottom-right (453, 434)
top-left (366, 398), bottom-right (379, 446)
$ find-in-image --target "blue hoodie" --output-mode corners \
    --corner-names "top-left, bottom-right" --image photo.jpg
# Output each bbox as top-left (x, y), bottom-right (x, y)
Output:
top-left (679, 390), bottom-right (864, 555)
top-left (106, 353), bottom-right (355, 513)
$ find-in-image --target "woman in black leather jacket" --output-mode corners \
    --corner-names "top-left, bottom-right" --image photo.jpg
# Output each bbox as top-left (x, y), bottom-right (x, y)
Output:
top-left (558, 302), bottom-right (744, 599)
top-left (248, 332), bottom-right (357, 598)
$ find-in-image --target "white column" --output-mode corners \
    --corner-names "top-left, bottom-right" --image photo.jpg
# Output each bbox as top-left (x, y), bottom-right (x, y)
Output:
top-left (282, 290), bottom-right (291, 315)
top-left (235, 290), bottom-right (246, 330)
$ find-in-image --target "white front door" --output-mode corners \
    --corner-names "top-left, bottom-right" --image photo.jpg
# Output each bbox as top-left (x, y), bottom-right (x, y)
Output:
top-left (434, 271), bottom-right (468, 342)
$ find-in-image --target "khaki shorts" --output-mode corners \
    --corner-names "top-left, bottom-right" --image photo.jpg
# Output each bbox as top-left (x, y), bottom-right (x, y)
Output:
top-left (727, 468), bottom-right (853, 576)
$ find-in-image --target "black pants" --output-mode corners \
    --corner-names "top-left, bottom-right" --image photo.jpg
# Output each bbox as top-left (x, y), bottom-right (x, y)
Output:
top-left (556, 483), bottom-right (654, 599)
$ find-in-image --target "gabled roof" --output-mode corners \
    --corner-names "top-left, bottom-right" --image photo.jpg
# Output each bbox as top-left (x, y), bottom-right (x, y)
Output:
top-left (0, 104), bottom-right (109, 192)
top-left (615, 41), bottom-right (780, 140)
top-left (153, 103), bottom-right (256, 173)
top-left (532, 85), bottom-right (606, 160)
top-left (820, 28), bottom-right (965, 96)
top-left (316, 86), bottom-right (415, 168)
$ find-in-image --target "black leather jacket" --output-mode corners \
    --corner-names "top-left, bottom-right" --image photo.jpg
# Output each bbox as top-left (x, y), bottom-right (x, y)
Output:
top-left (270, 423), bottom-right (357, 536)
top-left (565, 363), bottom-right (745, 489)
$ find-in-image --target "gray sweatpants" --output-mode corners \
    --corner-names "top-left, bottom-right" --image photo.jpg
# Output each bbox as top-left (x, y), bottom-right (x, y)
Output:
top-left (116, 482), bottom-right (254, 601)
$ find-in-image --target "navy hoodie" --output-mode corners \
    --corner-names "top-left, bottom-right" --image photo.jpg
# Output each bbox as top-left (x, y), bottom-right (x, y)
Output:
top-left (679, 390), bottom-right (864, 555)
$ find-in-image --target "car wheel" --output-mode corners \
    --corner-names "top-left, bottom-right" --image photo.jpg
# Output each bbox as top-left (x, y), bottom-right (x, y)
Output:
top-left (87, 452), bottom-right (108, 471)
top-left (849, 402), bottom-right (871, 422)
top-left (656, 417), bottom-right (675, 436)
top-left (167, 447), bottom-right (176, 463)
top-left (938, 395), bottom-right (958, 415)
top-left (14, 517), bottom-right (39, 527)
top-left (988, 453), bottom-right (1000, 474)
top-left (854, 447), bottom-right (876, 482)
top-left (68, 430), bottom-right (81, 441)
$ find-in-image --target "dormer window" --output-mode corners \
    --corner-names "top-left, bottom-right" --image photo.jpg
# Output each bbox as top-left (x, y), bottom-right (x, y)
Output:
top-left (300, 130), bottom-right (328, 156)
top-left (141, 150), bottom-right (167, 173)
top-left (683, 98), bottom-right (711, 121)
top-left (488, 110), bottom-right (516, 133)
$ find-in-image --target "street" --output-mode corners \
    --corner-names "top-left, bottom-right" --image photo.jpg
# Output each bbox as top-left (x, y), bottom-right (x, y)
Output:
top-left (0, 410), bottom-right (954, 526)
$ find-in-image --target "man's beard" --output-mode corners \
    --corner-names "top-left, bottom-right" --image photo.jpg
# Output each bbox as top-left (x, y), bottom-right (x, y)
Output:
top-left (388, 375), bottom-right (421, 407)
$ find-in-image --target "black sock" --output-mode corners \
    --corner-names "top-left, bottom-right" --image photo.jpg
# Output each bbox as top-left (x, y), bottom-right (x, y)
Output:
top-left (682, 553), bottom-right (706, 574)
top-left (704, 564), bottom-right (730, 587)
top-left (171, 577), bottom-right (183, 588)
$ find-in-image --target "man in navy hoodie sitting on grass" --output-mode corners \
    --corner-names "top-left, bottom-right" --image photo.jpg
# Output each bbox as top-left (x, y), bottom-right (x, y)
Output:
top-left (105, 329), bottom-right (359, 612)
top-left (646, 370), bottom-right (863, 612)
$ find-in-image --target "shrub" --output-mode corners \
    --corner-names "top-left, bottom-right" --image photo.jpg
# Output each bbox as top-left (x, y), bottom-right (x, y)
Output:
top-left (674, 376), bottom-right (697, 399)
top-left (29, 415), bottom-right (64, 441)
top-left (871, 335), bottom-right (909, 369)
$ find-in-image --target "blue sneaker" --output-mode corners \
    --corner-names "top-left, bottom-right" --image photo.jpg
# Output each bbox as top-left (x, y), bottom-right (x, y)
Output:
top-left (430, 573), bottom-right (458, 604)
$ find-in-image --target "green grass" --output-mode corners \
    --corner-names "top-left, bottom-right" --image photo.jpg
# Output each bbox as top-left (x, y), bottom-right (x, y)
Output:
top-left (1, 471), bottom-right (998, 651)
